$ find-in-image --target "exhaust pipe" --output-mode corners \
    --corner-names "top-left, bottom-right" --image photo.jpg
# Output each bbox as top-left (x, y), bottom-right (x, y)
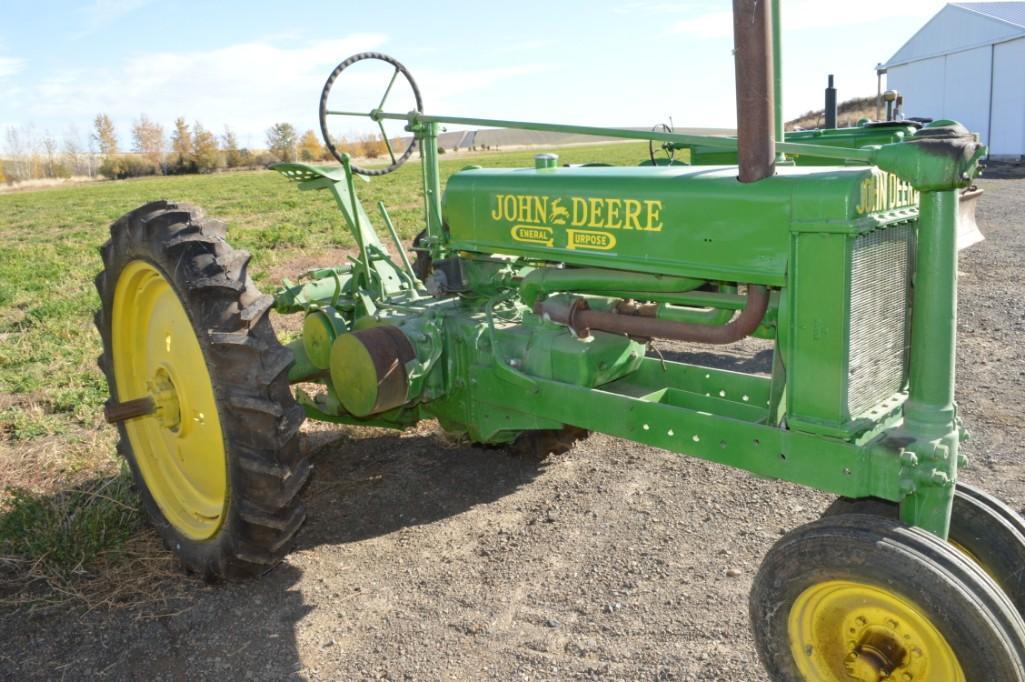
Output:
top-left (824, 74), bottom-right (837, 129)
top-left (538, 285), bottom-right (770, 345)
top-left (733, 0), bottom-right (776, 182)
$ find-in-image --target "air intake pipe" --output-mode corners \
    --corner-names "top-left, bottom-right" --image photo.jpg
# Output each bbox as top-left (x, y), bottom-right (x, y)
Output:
top-left (733, 0), bottom-right (776, 182)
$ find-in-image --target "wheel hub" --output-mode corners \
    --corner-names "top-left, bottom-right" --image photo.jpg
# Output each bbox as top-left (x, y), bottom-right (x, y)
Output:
top-left (150, 367), bottom-right (181, 431)
top-left (789, 580), bottom-right (963, 682)
top-left (844, 624), bottom-right (911, 681)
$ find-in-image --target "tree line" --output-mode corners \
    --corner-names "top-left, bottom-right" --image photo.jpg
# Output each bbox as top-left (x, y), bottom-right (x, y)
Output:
top-left (0, 115), bottom-right (401, 185)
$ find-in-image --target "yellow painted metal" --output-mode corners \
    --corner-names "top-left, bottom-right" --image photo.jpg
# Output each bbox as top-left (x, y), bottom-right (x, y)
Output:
top-left (112, 261), bottom-right (228, 540)
top-left (950, 538), bottom-right (998, 582)
top-left (302, 311), bottom-right (336, 369)
top-left (330, 332), bottom-right (380, 417)
top-left (788, 580), bottom-right (963, 681)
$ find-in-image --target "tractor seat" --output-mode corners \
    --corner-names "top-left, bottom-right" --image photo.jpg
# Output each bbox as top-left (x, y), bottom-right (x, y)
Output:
top-left (271, 163), bottom-right (349, 184)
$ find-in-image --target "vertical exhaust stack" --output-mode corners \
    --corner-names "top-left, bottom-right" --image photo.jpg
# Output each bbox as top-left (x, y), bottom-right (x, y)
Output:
top-left (824, 74), bottom-right (837, 129)
top-left (732, 0), bottom-right (776, 182)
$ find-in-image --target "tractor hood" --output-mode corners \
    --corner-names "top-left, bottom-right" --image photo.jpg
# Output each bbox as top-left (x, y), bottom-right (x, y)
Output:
top-left (442, 164), bottom-right (920, 286)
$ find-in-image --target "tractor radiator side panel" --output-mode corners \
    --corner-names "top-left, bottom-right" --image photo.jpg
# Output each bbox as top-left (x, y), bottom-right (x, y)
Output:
top-left (786, 222), bottom-right (914, 438)
top-left (846, 224), bottom-right (914, 416)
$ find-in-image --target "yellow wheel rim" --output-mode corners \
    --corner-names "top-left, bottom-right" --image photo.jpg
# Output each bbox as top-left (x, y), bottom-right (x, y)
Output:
top-left (112, 260), bottom-right (228, 540)
top-left (789, 580), bottom-right (964, 682)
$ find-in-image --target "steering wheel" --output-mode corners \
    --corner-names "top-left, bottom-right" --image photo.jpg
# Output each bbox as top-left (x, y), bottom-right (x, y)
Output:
top-left (648, 122), bottom-right (676, 166)
top-left (319, 52), bottom-right (424, 176)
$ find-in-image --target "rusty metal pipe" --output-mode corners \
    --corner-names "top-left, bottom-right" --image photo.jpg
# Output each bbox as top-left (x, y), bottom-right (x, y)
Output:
top-left (539, 285), bottom-right (770, 345)
top-left (733, 0), bottom-right (776, 182)
top-left (614, 299), bottom-right (734, 326)
top-left (104, 396), bottom-right (156, 424)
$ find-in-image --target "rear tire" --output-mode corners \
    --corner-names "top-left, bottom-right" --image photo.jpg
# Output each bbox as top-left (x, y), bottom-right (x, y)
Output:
top-left (95, 201), bottom-right (310, 580)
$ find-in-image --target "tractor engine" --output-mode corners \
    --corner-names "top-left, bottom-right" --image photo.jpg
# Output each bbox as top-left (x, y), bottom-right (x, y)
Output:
top-left (291, 159), bottom-right (931, 450)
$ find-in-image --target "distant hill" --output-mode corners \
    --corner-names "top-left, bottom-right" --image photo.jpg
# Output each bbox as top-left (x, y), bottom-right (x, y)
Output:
top-left (786, 96), bottom-right (877, 131)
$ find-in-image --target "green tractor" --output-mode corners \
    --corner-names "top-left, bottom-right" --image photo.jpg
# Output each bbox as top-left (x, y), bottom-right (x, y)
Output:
top-left (95, 2), bottom-right (1025, 679)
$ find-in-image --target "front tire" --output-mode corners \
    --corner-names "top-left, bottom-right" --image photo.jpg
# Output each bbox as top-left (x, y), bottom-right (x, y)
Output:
top-left (95, 201), bottom-right (310, 580)
top-left (825, 484), bottom-right (1025, 617)
top-left (751, 513), bottom-right (1025, 681)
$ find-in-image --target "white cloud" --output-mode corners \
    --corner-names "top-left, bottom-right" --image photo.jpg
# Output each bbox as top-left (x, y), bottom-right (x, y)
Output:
top-left (0, 57), bottom-right (25, 78)
top-left (496, 39), bottom-right (554, 52)
top-left (11, 32), bottom-right (547, 144)
top-left (671, 0), bottom-right (948, 37)
top-left (78, 0), bottom-right (151, 31)
top-left (669, 9), bottom-right (733, 37)
top-left (417, 64), bottom-right (549, 111)
top-left (613, 2), bottom-right (712, 15)
top-left (18, 34), bottom-right (388, 142)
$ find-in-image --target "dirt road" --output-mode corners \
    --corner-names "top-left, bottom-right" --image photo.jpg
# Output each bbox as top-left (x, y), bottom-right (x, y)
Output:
top-left (2, 177), bottom-right (1023, 681)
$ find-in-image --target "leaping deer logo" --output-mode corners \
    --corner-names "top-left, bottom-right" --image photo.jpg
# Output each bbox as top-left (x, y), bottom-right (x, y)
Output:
top-left (550, 198), bottom-right (569, 225)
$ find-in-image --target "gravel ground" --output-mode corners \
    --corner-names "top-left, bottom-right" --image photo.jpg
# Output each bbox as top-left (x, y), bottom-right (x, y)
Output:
top-left (2, 177), bottom-right (1023, 681)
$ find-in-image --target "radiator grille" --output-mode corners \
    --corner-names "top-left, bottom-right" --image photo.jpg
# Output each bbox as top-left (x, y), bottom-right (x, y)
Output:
top-left (847, 224), bottom-right (914, 416)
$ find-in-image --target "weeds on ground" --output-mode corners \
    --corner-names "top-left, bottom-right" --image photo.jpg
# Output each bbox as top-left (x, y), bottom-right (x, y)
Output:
top-left (0, 142), bottom-right (650, 610)
top-left (0, 460), bottom-right (201, 614)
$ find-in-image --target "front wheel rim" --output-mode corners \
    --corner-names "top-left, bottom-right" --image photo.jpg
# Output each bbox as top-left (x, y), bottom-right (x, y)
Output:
top-left (112, 260), bottom-right (228, 540)
top-left (788, 580), bottom-right (964, 681)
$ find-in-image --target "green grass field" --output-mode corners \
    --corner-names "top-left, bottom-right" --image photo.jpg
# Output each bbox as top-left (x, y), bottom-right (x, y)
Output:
top-left (0, 142), bottom-right (649, 600)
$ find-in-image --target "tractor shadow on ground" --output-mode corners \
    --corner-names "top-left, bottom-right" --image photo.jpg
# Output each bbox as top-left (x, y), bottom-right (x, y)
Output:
top-left (0, 429), bottom-right (543, 680)
top-left (649, 342), bottom-right (774, 375)
top-left (295, 428), bottom-right (548, 550)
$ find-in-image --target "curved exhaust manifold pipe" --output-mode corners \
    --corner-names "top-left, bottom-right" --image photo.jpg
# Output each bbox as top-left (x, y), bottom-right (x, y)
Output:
top-left (537, 285), bottom-right (770, 345)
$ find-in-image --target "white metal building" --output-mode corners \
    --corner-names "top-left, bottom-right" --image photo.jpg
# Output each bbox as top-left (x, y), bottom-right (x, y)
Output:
top-left (882, 2), bottom-right (1025, 159)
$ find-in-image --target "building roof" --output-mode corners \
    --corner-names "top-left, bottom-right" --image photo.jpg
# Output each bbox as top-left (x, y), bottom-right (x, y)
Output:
top-left (954, 2), bottom-right (1025, 28)
top-left (883, 2), bottom-right (1025, 68)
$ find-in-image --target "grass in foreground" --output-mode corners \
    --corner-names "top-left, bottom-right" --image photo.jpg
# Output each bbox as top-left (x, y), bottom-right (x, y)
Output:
top-left (0, 142), bottom-right (650, 608)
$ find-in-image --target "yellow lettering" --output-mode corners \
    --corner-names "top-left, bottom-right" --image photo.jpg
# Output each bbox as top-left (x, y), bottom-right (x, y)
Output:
top-left (491, 195), bottom-right (505, 221)
top-left (503, 195), bottom-right (516, 222)
top-left (588, 198), bottom-right (605, 228)
top-left (518, 195), bottom-right (531, 224)
top-left (624, 199), bottom-right (642, 229)
top-left (643, 200), bottom-right (663, 231)
top-left (571, 197), bottom-right (587, 226)
top-left (566, 229), bottom-right (617, 251)
top-left (531, 196), bottom-right (547, 224)
top-left (854, 173), bottom-right (920, 216)
top-left (605, 198), bottom-right (622, 228)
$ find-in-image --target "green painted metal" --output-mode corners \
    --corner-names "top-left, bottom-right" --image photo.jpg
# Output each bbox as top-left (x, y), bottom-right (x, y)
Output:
top-left (519, 269), bottom-right (705, 308)
top-left (377, 200), bottom-right (421, 289)
top-left (329, 108), bottom-right (879, 165)
top-left (684, 121), bottom-right (920, 166)
top-left (271, 9), bottom-right (989, 551)
top-left (442, 164), bottom-right (913, 287)
top-left (771, 0), bottom-right (784, 162)
top-left (898, 189), bottom-right (960, 537)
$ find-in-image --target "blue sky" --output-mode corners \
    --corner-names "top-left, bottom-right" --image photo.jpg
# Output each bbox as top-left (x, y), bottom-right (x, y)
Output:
top-left (0, 0), bottom-right (949, 151)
